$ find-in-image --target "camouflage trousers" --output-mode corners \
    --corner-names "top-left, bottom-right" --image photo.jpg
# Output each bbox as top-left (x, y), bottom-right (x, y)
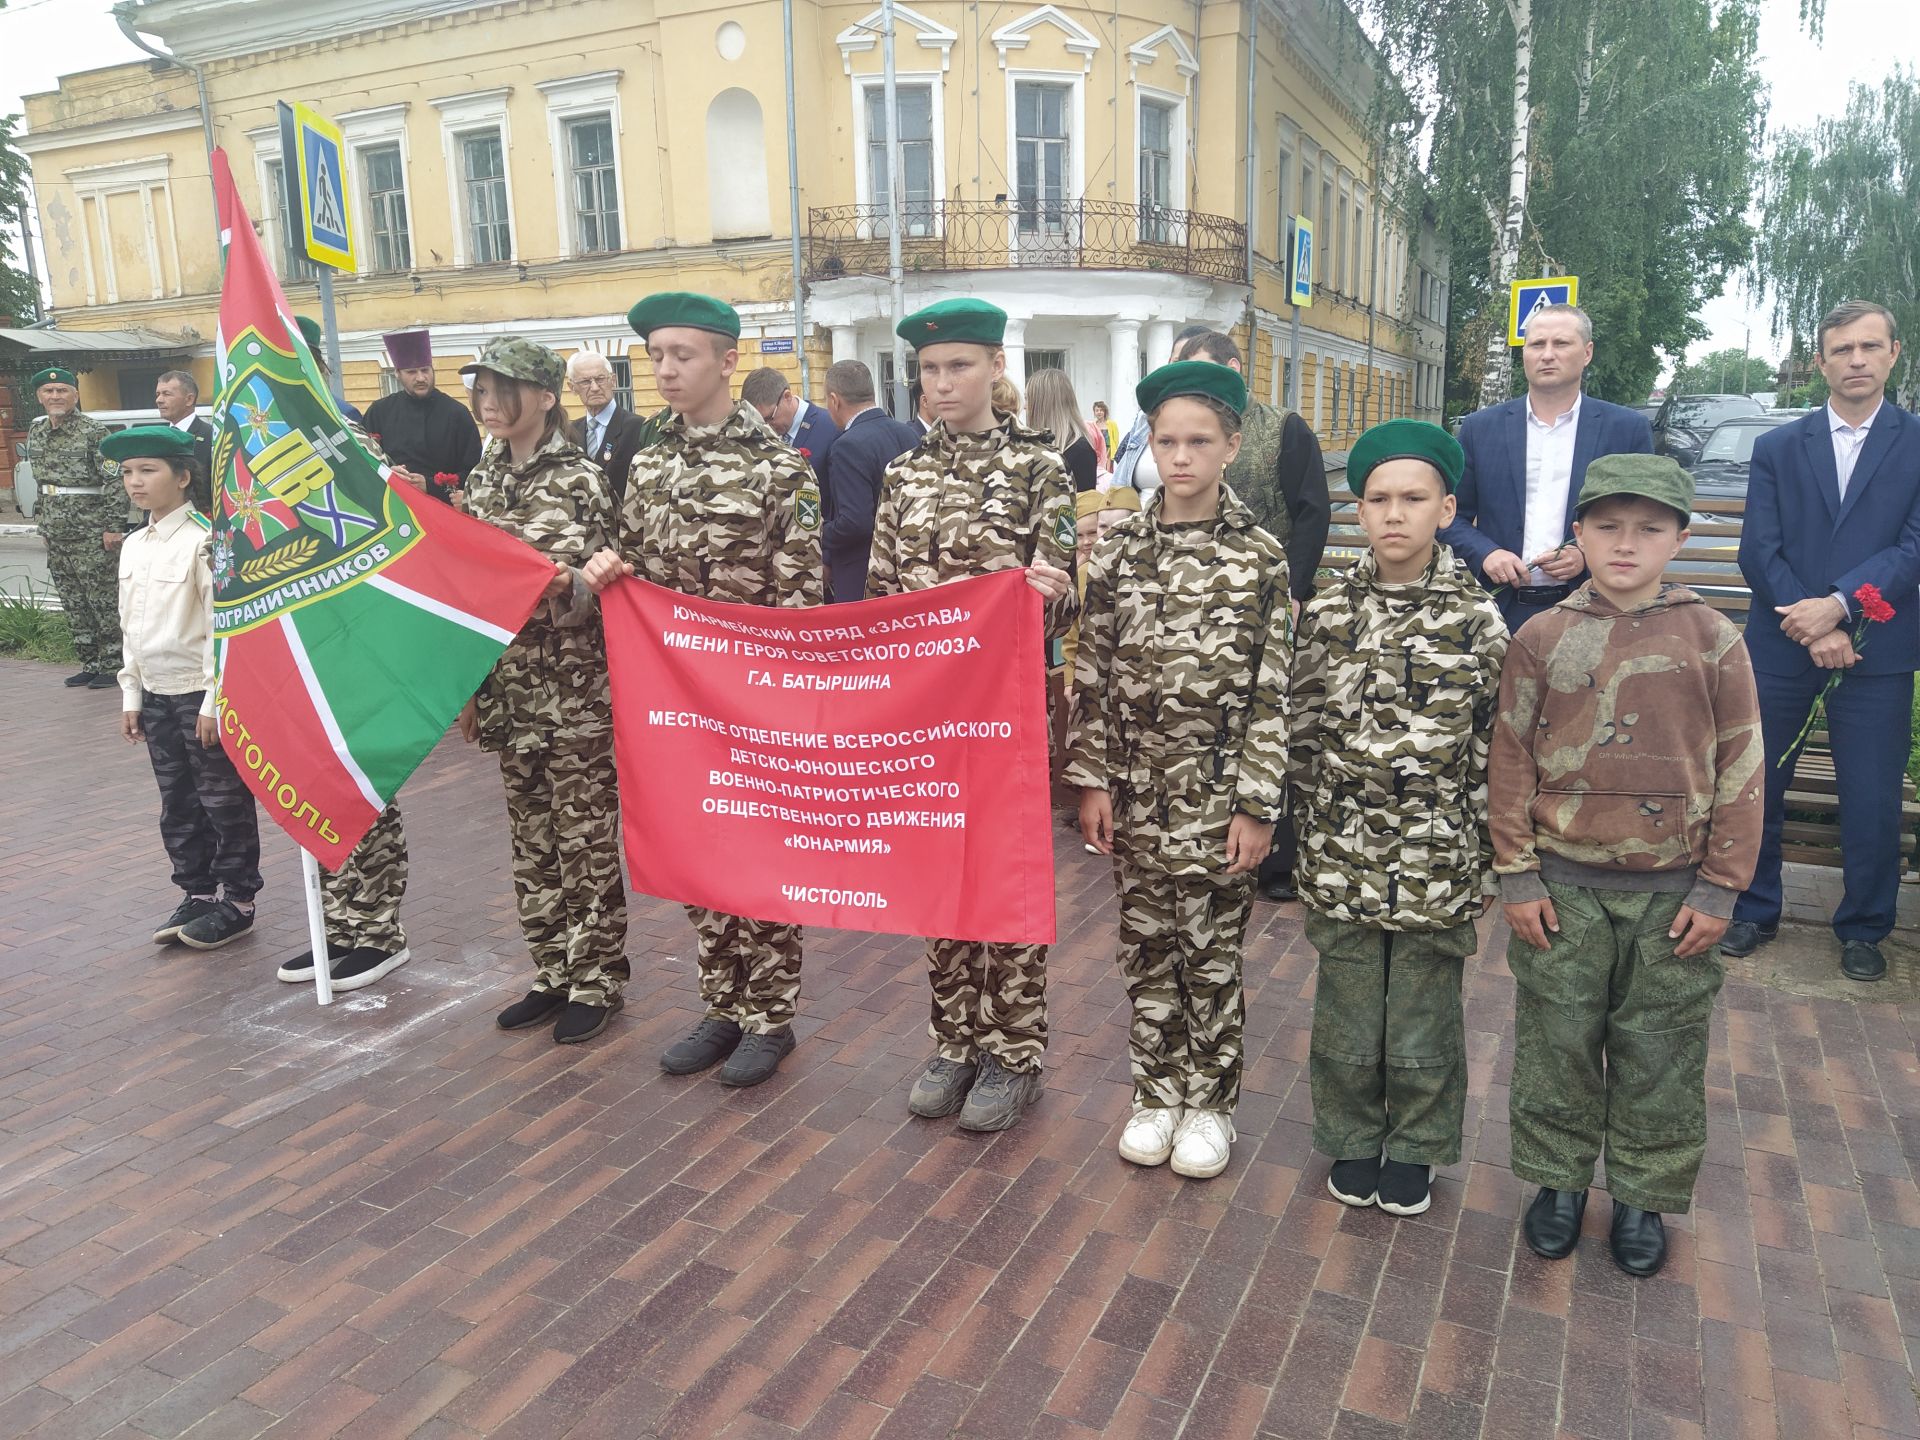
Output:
top-left (686, 906), bottom-right (803, 1032)
top-left (497, 739), bottom-right (630, 1004)
top-left (321, 803), bottom-right (407, 953)
top-left (1508, 881), bottom-right (1723, 1213)
top-left (1115, 859), bottom-right (1255, 1112)
top-left (44, 504), bottom-right (122, 674)
top-left (1307, 913), bottom-right (1472, 1166)
top-left (927, 938), bottom-right (1047, 1074)
top-left (141, 690), bottom-right (261, 902)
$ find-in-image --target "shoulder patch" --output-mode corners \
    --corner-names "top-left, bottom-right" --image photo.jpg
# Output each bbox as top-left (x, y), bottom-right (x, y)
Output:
top-left (795, 484), bottom-right (822, 532)
top-left (1051, 503), bottom-right (1075, 553)
top-left (99, 455), bottom-right (121, 478)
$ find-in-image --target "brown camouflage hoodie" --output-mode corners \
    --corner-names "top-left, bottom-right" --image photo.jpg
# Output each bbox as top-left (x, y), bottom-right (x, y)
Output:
top-left (1490, 583), bottom-right (1763, 917)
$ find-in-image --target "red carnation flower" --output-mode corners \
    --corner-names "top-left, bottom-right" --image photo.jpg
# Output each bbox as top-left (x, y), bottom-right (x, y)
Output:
top-left (434, 472), bottom-right (460, 487)
top-left (1855, 583), bottom-right (1895, 624)
top-left (1780, 581), bottom-right (1899, 765)
top-left (798, 447), bottom-right (812, 460)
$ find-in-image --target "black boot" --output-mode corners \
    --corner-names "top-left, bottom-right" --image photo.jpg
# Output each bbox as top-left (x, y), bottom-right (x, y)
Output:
top-left (1609, 1203), bottom-right (1667, 1277)
top-left (1523, 1186), bottom-right (1588, 1260)
top-left (497, 989), bottom-right (566, 1030)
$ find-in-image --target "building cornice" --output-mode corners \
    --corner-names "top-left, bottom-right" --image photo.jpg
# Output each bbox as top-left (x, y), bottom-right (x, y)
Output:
top-left (113, 0), bottom-right (499, 65)
top-left (18, 109), bottom-right (201, 156)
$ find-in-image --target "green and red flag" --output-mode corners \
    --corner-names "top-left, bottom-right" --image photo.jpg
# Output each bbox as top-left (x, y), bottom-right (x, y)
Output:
top-left (208, 147), bottom-right (552, 868)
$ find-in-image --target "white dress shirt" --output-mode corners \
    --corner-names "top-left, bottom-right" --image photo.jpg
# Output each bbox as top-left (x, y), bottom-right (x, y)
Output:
top-left (1830, 399), bottom-right (1882, 501)
top-left (784, 404), bottom-right (806, 448)
top-left (584, 399), bottom-right (617, 456)
top-left (1522, 393), bottom-right (1582, 583)
top-left (117, 504), bottom-right (217, 716)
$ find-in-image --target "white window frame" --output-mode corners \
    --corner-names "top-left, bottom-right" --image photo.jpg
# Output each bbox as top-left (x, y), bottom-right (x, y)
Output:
top-left (65, 154), bottom-right (176, 304)
top-left (1004, 67), bottom-right (1085, 259)
top-left (538, 71), bottom-right (626, 259)
top-left (335, 104), bottom-right (413, 278)
top-left (432, 87), bottom-right (516, 267)
top-left (1134, 84), bottom-right (1187, 246)
top-left (247, 127), bottom-right (319, 287)
top-left (851, 71), bottom-right (946, 240)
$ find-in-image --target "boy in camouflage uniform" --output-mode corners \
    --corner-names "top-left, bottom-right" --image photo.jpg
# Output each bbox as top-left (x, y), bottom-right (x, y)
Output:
top-left (1067, 361), bottom-right (1289, 1179)
top-left (1493, 454), bottom-right (1762, 1278)
top-left (1294, 419), bottom-right (1507, 1218)
top-left (457, 337), bottom-right (630, 1045)
top-left (868, 298), bottom-right (1078, 1133)
top-left (30, 367), bottom-right (125, 688)
top-left (583, 293), bottom-right (822, 1088)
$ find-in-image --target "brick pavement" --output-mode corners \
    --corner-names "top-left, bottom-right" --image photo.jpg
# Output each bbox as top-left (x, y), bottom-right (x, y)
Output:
top-left (3, 653), bottom-right (1920, 1439)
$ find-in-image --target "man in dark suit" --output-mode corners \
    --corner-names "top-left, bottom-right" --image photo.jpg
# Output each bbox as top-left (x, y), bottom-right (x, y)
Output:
top-left (741, 366), bottom-right (838, 480)
top-left (1729, 300), bottom-right (1920, 982)
top-left (565, 350), bottom-right (656, 503)
top-left (1439, 304), bottom-right (1654, 630)
top-left (820, 359), bottom-right (918, 602)
top-left (154, 370), bottom-right (215, 512)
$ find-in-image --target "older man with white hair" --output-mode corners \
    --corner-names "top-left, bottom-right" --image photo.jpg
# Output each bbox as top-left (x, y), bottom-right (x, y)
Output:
top-left (566, 349), bottom-right (657, 503)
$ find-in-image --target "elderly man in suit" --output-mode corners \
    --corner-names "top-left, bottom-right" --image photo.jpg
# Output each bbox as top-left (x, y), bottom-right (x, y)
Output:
top-left (741, 366), bottom-right (838, 480)
top-left (566, 350), bottom-right (656, 503)
top-left (154, 370), bottom-right (215, 512)
top-left (820, 359), bottom-right (919, 603)
top-left (1729, 300), bottom-right (1920, 982)
top-left (1439, 303), bottom-right (1654, 630)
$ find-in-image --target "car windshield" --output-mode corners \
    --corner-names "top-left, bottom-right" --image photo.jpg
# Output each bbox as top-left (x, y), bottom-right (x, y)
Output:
top-left (1698, 417), bottom-right (1786, 464)
top-left (1669, 395), bottom-right (1763, 429)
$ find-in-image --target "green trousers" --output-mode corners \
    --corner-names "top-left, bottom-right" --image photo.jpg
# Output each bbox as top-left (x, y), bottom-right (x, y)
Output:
top-left (1507, 881), bottom-right (1723, 1214)
top-left (1307, 913), bottom-right (1473, 1166)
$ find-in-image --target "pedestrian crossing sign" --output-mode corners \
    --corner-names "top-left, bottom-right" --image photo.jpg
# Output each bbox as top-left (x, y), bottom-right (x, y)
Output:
top-left (1289, 217), bottom-right (1314, 309)
top-left (1508, 276), bottom-right (1579, 347)
top-left (278, 101), bottom-right (356, 272)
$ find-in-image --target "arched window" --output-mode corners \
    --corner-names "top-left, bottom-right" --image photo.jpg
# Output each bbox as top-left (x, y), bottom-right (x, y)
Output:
top-left (706, 88), bottom-right (771, 240)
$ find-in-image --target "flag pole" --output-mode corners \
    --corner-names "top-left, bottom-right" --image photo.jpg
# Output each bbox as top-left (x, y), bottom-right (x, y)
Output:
top-left (301, 849), bottom-right (335, 1005)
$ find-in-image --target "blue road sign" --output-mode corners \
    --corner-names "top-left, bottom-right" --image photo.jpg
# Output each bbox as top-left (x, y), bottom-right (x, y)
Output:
top-left (1509, 276), bottom-right (1580, 346)
top-left (1290, 217), bottom-right (1314, 309)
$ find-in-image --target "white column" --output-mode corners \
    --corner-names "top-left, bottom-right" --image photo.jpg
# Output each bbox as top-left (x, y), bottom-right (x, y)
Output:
top-left (1144, 318), bottom-right (1175, 372)
top-left (1002, 317), bottom-right (1027, 394)
top-left (831, 325), bottom-right (858, 364)
top-left (1107, 317), bottom-right (1143, 430)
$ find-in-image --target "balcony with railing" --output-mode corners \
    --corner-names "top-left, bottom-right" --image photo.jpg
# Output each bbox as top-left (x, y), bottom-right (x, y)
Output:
top-left (804, 199), bottom-right (1248, 286)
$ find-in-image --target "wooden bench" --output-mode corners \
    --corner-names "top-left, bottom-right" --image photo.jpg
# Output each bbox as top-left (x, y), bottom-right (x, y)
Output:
top-left (1314, 486), bottom-right (1920, 875)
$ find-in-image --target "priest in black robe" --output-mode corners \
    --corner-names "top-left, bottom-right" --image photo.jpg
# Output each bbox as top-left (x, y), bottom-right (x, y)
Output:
top-left (363, 329), bottom-right (482, 502)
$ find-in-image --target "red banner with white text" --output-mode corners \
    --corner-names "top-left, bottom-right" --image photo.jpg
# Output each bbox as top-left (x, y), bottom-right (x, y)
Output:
top-left (601, 570), bottom-right (1057, 945)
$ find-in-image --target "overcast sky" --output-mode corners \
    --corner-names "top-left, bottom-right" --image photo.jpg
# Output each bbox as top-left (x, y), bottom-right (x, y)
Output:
top-left (0, 0), bottom-right (1912, 379)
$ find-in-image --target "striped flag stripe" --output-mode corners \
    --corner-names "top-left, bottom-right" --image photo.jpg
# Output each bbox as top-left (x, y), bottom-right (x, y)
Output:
top-left (277, 613), bottom-right (386, 813)
top-left (366, 573), bottom-right (518, 644)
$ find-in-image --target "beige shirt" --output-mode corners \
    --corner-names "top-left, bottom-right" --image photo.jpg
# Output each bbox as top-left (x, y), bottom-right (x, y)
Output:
top-left (116, 504), bottom-right (217, 715)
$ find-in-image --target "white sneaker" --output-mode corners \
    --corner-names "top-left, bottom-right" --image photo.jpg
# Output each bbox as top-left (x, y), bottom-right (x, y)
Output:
top-left (1118, 1105), bottom-right (1180, 1166)
top-left (1170, 1109), bottom-right (1235, 1179)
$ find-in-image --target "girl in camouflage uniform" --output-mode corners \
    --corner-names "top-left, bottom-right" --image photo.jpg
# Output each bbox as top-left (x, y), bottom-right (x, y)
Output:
top-left (1067, 362), bottom-right (1291, 1179)
top-left (456, 337), bottom-right (629, 1044)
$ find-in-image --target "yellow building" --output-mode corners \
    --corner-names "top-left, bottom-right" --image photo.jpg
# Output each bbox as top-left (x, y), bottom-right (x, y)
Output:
top-left (22, 0), bottom-right (1445, 447)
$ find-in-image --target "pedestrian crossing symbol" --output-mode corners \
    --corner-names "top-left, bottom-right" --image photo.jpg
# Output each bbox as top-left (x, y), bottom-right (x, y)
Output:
top-left (279, 100), bottom-right (356, 272)
top-left (1508, 276), bottom-right (1580, 347)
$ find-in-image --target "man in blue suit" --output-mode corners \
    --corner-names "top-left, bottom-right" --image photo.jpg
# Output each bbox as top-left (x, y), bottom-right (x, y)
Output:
top-left (1439, 304), bottom-right (1654, 630)
top-left (820, 359), bottom-right (919, 602)
top-left (742, 366), bottom-right (839, 482)
top-left (1728, 301), bottom-right (1920, 982)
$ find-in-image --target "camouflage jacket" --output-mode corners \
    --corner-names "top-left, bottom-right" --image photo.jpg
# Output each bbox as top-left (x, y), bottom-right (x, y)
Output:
top-left (866, 413), bottom-right (1079, 641)
top-left (1225, 400), bottom-right (1295, 544)
top-left (30, 413), bottom-right (122, 533)
top-left (1490, 583), bottom-right (1763, 917)
top-left (1064, 485), bottom-right (1291, 877)
top-left (619, 400), bottom-right (821, 607)
top-left (465, 429), bottom-right (617, 753)
top-left (1291, 544), bottom-right (1508, 931)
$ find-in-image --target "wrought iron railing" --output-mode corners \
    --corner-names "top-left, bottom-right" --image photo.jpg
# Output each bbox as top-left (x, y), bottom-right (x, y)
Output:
top-left (805, 199), bottom-right (1248, 285)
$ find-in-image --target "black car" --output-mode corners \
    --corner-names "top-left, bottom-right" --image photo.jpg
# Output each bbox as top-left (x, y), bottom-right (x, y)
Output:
top-left (1688, 412), bottom-right (1800, 504)
top-left (1653, 392), bottom-right (1765, 468)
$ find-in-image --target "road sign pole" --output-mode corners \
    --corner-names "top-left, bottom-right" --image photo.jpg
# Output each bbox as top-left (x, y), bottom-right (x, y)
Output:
top-left (316, 270), bottom-right (345, 404)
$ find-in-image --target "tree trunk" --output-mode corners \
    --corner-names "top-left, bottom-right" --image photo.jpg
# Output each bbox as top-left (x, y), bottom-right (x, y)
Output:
top-left (1478, 0), bottom-right (1533, 410)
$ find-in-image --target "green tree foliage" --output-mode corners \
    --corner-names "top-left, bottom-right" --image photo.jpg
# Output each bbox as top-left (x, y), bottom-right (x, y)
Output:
top-left (1754, 68), bottom-right (1918, 406)
top-left (1356, 0), bottom-right (1775, 415)
top-left (1669, 346), bottom-right (1777, 396)
top-left (0, 114), bottom-right (36, 327)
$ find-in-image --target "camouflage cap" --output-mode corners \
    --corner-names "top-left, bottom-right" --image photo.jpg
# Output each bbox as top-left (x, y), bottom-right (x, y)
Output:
top-left (1346, 417), bottom-right (1464, 497)
top-left (101, 424), bottom-right (196, 463)
top-left (29, 366), bottom-right (78, 391)
top-left (1575, 452), bottom-right (1694, 520)
top-left (897, 298), bottom-right (1006, 351)
top-left (458, 336), bottom-right (566, 394)
top-left (628, 292), bottom-right (741, 341)
top-left (1135, 360), bottom-right (1246, 419)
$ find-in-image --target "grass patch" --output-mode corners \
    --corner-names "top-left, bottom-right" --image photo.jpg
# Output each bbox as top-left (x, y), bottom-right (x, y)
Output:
top-left (0, 584), bottom-right (78, 663)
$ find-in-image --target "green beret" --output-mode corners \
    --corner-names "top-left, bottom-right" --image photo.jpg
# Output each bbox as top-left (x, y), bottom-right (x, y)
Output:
top-left (1346, 418), bottom-right (1464, 497)
top-left (1135, 360), bottom-right (1246, 420)
top-left (101, 425), bottom-right (196, 463)
top-left (29, 366), bottom-right (77, 391)
top-left (1576, 453), bottom-right (1694, 521)
top-left (897, 298), bottom-right (1007, 351)
top-left (295, 316), bottom-right (324, 352)
top-left (458, 336), bottom-right (566, 394)
top-left (628, 292), bottom-right (741, 342)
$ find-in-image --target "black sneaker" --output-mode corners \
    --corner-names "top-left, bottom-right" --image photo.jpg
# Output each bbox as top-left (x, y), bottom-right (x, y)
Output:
top-left (331, 947), bottom-right (410, 992)
top-left (661, 1017), bottom-right (743, 1074)
top-left (553, 995), bottom-right (623, 1044)
top-left (956, 1054), bottom-right (1042, 1132)
top-left (277, 949), bottom-right (318, 982)
top-left (1328, 1154), bottom-right (1382, 1207)
top-left (719, 1027), bottom-right (796, 1087)
top-left (154, 897), bottom-right (218, 945)
top-left (64, 670), bottom-right (95, 687)
top-left (1377, 1159), bottom-right (1435, 1216)
top-left (178, 901), bottom-right (254, 950)
top-left (87, 673), bottom-right (119, 690)
top-left (1259, 876), bottom-right (1298, 903)
top-left (1720, 920), bottom-right (1778, 957)
top-left (497, 989), bottom-right (566, 1030)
